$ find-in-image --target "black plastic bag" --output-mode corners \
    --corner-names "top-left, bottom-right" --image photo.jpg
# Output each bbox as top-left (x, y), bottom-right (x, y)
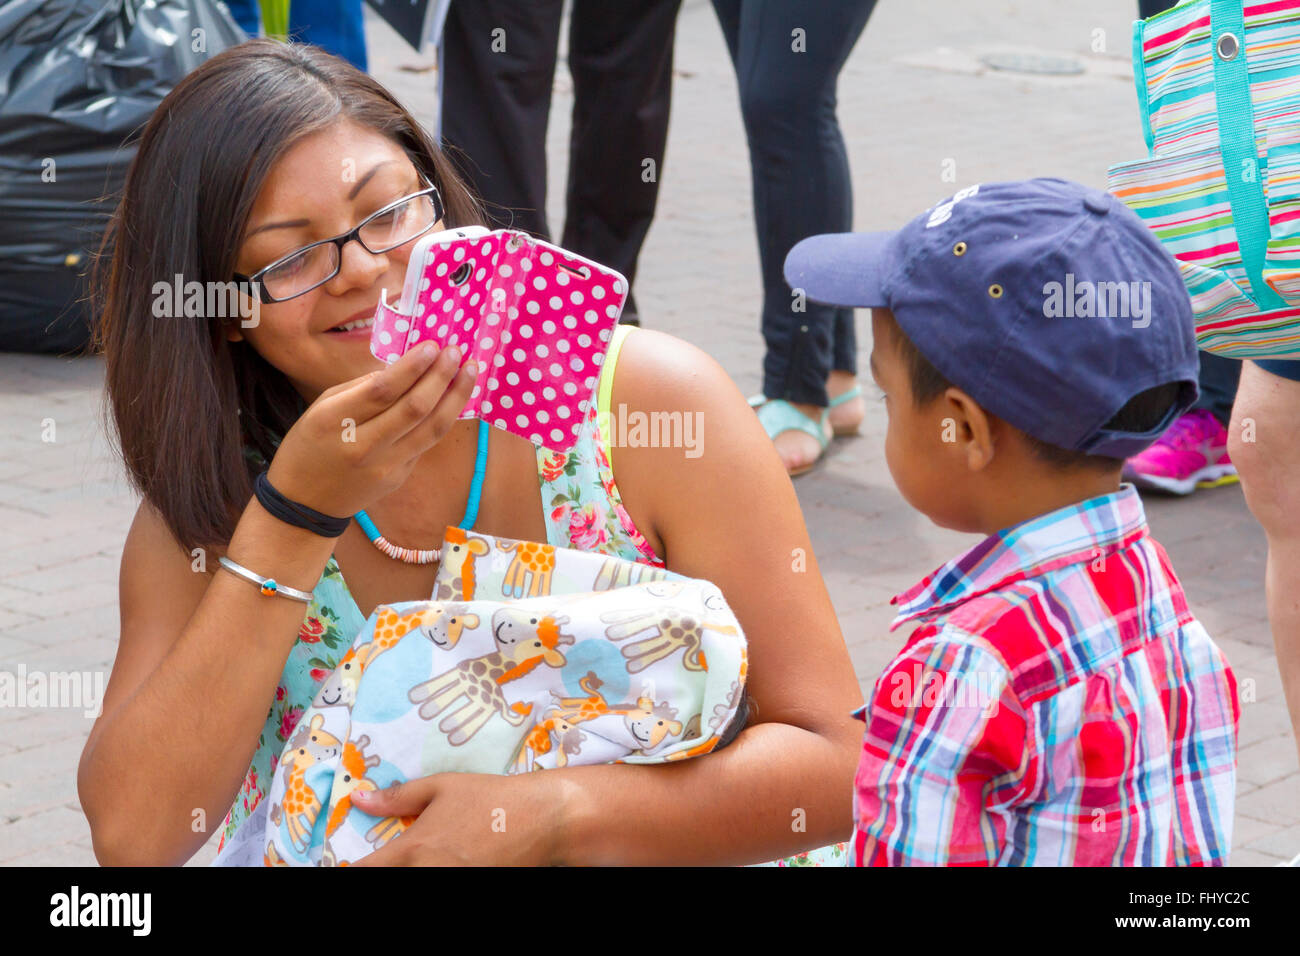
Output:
top-left (0, 0), bottom-right (246, 354)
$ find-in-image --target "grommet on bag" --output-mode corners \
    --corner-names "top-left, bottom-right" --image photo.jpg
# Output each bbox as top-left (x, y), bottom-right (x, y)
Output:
top-left (988, 283), bottom-right (1004, 299)
top-left (953, 241), bottom-right (967, 256)
top-left (1216, 32), bottom-right (1239, 61)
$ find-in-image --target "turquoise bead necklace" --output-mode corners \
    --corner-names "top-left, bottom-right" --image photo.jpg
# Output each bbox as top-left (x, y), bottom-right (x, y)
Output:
top-left (353, 418), bottom-right (489, 564)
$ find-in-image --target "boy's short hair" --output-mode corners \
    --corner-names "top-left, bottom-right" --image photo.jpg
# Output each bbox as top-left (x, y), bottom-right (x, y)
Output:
top-left (879, 309), bottom-right (1183, 471)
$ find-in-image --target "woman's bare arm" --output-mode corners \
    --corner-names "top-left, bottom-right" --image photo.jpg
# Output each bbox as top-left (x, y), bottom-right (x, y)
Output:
top-left (78, 499), bottom-right (337, 865)
top-left (79, 343), bottom-right (475, 865)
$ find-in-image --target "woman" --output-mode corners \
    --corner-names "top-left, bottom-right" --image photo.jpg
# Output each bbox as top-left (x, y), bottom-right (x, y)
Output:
top-left (711, 0), bottom-right (876, 476)
top-left (78, 39), bottom-right (861, 866)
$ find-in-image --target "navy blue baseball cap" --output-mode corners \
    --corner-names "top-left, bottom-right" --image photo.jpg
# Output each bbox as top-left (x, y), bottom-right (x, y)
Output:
top-left (783, 178), bottom-right (1199, 459)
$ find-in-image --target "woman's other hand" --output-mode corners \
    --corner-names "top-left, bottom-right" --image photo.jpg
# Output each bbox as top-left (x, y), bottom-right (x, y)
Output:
top-left (347, 772), bottom-right (564, 866)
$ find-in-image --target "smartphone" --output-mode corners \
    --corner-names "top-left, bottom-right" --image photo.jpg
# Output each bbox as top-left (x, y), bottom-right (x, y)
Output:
top-left (371, 227), bottom-right (627, 451)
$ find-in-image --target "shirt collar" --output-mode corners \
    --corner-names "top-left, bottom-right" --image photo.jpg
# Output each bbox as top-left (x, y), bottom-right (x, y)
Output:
top-left (889, 484), bottom-right (1149, 631)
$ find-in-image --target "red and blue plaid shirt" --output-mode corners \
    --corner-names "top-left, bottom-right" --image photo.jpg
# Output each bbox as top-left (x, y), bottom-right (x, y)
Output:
top-left (852, 486), bottom-right (1239, 866)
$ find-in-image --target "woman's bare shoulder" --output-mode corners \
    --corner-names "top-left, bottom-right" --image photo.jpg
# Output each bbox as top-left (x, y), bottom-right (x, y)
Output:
top-left (611, 327), bottom-right (743, 411)
top-left (610, 326), bottom-right (786, 466)
top-left (603, 325), bottom-right (793, 545)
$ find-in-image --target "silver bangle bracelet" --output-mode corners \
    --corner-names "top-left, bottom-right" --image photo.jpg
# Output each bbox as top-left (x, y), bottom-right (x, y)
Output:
top-left (218, 556), bottom-right (314, 604)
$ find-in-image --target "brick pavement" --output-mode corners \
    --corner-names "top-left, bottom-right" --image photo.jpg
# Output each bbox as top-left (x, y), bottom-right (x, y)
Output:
top-left (1, 0), bottom-right (1295, 867)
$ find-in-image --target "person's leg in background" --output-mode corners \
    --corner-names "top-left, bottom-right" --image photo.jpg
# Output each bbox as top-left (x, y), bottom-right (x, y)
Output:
top-left (1137, 0), bottom-right (1177, 19)
top-left (288, 0), bottom-right (368, 71)
top-left (1124, 350), bottom-right (1242, 494)
top-left (1229, 360), bottom-right (1300, 761)
top-left (439, 0), bottom-right (566, 237)
top-left (712, 0), bottom-right (876, 475)
top-left (563, 0), bottom-right (683, 326)
top-left (1195, 349), bottom-right (1243, 427)
top-left (223, 0), bottom-right (260, 36)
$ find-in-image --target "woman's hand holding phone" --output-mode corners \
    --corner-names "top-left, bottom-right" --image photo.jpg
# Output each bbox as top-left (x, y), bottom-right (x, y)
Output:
top-left (265, 343), bottom-right (476, 519)
top-left (370, 228), bottom-right (626, 451)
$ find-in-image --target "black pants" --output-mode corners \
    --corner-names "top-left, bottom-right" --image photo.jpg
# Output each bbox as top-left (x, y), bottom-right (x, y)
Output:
top-left (439, 0), bottom-right (683, 321)
top-left (1137, 0), bottom-right (1176, 18)
top-left (712, 0), bottom-right (876, 406)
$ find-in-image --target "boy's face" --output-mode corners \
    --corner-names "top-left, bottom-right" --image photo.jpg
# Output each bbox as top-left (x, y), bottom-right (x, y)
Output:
top-left (869, 308), bottom-right (980, 533)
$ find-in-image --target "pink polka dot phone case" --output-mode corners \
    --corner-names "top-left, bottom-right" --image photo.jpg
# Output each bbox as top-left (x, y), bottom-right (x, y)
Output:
top-left (370, 226), bottom-right (627, 452)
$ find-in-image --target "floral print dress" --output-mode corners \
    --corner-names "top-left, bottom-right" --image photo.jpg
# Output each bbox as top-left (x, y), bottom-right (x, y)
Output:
top-left (218, 326), bottom-right (843, 866)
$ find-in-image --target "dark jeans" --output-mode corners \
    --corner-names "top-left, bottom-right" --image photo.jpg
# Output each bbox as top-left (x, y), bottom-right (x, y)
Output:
top-left (1137, 0), bottom-right (1177, 18)
top-left (1193, 349), bottom-right (1241, 427)
top-left (1254, 358), bottom-right (1300, 382)
top-left (223, 0), bottom-right (258, 34)
top-left (223, 0), bottom-right (368, 71)
top-left (712, 0), bottom-right (876, 407)
top-left (289, 0), bottom-right (367, 73)
top-left (439, 0), bottom-right (683, 321)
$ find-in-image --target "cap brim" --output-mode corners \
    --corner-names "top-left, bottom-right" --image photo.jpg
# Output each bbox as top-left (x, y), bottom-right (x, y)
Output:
top-left (782, 231), bottom-right (898, 308)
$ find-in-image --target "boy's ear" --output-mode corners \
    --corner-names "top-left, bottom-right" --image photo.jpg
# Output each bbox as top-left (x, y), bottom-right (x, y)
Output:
top-left (942, 387), bottom-right (996, 472)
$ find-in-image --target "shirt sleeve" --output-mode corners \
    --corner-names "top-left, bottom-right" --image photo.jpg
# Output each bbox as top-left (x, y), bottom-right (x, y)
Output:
top-left (852, 628), bottom-right (1030, 866)
top-left (1169, 621), bottom-right (1240, 866)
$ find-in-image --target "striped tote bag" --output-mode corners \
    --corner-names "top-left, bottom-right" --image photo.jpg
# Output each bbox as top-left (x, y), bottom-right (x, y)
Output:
top-left (1107, 0), bottom-right (1300, 357)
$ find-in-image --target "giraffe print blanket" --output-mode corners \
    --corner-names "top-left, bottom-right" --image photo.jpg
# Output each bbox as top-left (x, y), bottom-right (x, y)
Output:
top-left (257, 528), bottom-right (749, 867)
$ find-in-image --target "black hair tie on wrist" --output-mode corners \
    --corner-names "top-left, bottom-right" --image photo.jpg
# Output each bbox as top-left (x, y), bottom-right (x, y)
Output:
top-left (254, 471), bottom-right (352, 538)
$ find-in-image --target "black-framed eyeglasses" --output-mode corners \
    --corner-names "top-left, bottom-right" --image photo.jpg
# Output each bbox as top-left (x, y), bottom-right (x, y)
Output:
top-left (233, 178), bottom-right (445, 303)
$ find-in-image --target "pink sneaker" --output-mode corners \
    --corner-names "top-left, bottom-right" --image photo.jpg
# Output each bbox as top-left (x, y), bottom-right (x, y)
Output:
top-left (1122, 408), bottom-right (1238, 495)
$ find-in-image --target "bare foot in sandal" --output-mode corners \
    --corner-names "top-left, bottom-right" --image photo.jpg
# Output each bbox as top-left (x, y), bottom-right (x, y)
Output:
top-left (756, 371), bottom-right (865, 476)
top-left (826, 370), bottom-right (866, 436)
top-left (769, 402), bottom-right (833, 475)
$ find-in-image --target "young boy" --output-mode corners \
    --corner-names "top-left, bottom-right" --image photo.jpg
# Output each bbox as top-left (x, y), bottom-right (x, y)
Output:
top-left (785, 178), bottom-right (1240, 866)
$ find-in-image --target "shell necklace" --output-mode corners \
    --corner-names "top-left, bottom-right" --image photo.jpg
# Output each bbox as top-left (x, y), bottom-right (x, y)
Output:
top-left (353, 419), bottom-right (489, 564)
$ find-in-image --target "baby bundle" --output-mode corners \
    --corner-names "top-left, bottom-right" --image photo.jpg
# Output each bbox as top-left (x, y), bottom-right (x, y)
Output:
top-left (261, 527), bottom-right (749, 866)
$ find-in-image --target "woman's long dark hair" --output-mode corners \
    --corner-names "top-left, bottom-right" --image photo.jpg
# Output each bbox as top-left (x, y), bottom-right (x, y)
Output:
top-left (91, 39), bottom-right (485, 555)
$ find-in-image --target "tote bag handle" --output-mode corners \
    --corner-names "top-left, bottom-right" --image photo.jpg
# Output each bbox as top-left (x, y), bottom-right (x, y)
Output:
top-left (1209, 0), bottom-right (1290, 311)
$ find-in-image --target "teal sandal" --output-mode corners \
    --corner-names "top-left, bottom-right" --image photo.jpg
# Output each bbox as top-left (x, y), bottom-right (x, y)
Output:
top-left (750, 385), bottom-right (862, 477)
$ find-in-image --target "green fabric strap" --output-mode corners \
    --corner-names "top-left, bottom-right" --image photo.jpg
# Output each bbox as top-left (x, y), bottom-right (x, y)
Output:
top-left (260, 0), bottom-right (290, 40)
top-left (1210, 0), bottom-right (1288, 310)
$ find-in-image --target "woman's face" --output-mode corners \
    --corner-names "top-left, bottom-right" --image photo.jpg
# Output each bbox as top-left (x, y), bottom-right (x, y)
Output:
top-left (229, 118), bottom-right (445, 401)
